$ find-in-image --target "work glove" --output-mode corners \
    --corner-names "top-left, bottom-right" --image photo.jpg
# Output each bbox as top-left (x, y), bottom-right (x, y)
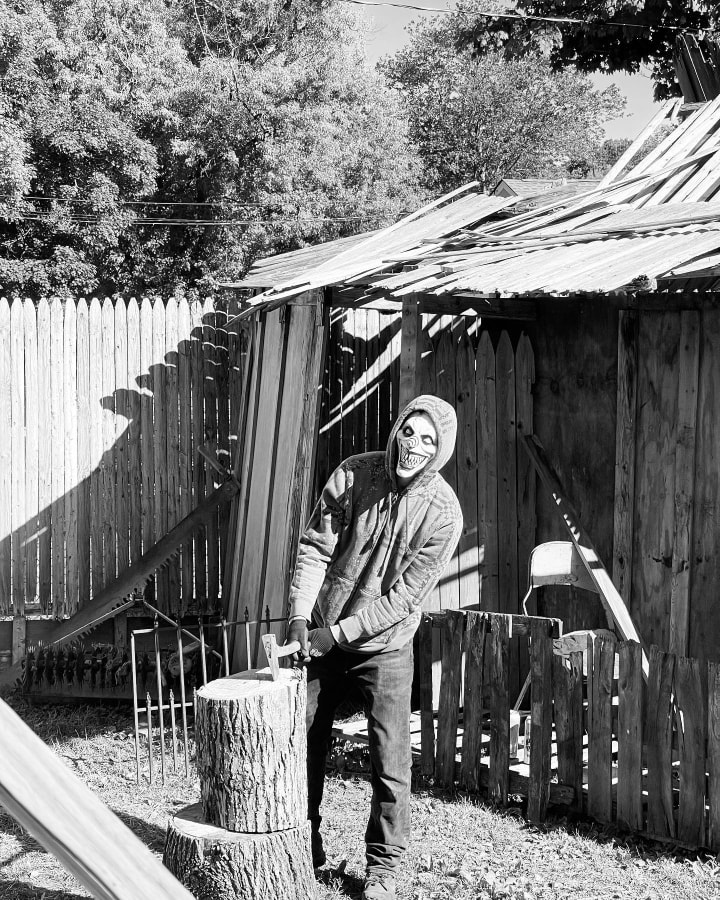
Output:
top-left (308, 627), bottom-right (336, 658)
top-left (286, 617), bottom-right (310, 664)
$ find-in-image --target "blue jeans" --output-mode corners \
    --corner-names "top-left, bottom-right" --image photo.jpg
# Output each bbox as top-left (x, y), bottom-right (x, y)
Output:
top-left (306, 641), bottom-right (413, 875)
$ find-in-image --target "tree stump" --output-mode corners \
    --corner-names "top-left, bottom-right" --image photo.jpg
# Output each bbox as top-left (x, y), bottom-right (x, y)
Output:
top-left (164, 803), bottom-right (314, 900)
top-left (163, 667), bottom-right (315, 900)
top-left (195, 668), bottom-right (307, 832)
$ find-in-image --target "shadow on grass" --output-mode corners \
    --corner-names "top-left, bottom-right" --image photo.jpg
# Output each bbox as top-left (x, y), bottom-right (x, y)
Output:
top-left (112, 809), bottom-right (168, 853)
top-left (0, 880), bottom-right (86, 900)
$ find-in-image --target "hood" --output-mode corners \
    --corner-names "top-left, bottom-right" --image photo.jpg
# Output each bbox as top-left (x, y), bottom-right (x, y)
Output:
top-left (385, 394), bottom-right (457, 490)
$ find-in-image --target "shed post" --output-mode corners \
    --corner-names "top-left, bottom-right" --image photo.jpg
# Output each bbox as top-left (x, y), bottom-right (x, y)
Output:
top-left (399, 295), bottom-right (421, 409)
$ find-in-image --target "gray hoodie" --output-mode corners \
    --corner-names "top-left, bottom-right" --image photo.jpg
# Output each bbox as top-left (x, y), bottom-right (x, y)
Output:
top-left (288, 395), bottom-right (463, 653)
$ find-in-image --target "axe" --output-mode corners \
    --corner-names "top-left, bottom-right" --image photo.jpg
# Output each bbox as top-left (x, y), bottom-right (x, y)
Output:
top-left (261, 634), bottom-right (302, 681)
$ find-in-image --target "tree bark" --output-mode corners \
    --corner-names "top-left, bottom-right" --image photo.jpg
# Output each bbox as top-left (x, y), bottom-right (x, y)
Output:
top-left (195, 668), bottom-right (307, 832)
top-left (163, 803), bottom-right (315, 900)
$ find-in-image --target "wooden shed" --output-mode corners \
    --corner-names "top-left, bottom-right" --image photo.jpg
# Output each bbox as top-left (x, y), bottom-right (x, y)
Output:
top-left (223, 93), bottom-right (720, 672)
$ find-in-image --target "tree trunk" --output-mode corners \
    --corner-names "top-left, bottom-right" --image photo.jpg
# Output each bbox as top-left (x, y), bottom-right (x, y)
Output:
top-left (195, 668), bottom-right (307, 832)
top-left (163, 802), bottom-right (315, 900)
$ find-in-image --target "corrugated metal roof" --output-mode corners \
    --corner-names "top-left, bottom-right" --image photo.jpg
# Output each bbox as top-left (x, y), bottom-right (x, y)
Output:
top-left (232, 95), bottom-right (720, 313)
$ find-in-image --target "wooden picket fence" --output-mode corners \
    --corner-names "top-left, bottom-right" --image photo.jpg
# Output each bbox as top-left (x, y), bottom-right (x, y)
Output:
top-left (0, 296), bottom-right (249, 621)
top-left (418, 609), bottom-right (720, 851)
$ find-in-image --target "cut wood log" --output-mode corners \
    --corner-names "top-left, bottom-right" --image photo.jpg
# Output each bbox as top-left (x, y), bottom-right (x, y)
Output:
top-left (196, 668), bottom-right (307, 833)
top-left (164, 802), bottom-right (315, 900)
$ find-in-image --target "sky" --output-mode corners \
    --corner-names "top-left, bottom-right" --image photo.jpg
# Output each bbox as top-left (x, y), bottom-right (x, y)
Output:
top-left (360, 0), bottom-right (664, 141)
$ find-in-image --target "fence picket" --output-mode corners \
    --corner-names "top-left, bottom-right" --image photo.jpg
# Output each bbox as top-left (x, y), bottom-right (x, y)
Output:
top-left (114, 300), bottom-right (129, 580)
top-left (11, 300), bottom-right (25, 613)
top-left (646, 646), bottom-right (677, 839)
top-left (552, 651), bottom-right (584, 805)
top-left (139, 300), bottom-right (154, 587)
top-left (127, 299), bottom-right (142, 564)
top-left (617, 640), bottom-right (644, 832)
top-left (152, 300), bottom-right (168, 610)
top-left (50, 300), bottom-right (65, 615)
top-left (76, 301), bottom-right (91, 606)
top-left (203, 298), bottom-right (219, 606)
top-left (675, 655), bottom-right (706, 845)
top-left (488, 614), bottom-right (510, 806)
top-left (708, 662), bottom-right (720, 851)
top-left (178, 301), bottom-right (193, 612)
top-left (89, 299), bottom-right (104, 596)
top-left (476, 331), bottom-right (498, 612)
top-left (587, 634), bottom-right (615, 824)
top-left (0, 299), bottom-right (11, 611)
top-left (165, 299), bottom-right (180, 603)
top-left (190, 300), bottom-right (206, 603)
top-left (215, 307), bottom-right (230, 574)
top-left (460, 611), bottom-right (486, 790)
top-left (456, 326), bottom-right (479, 610)
top-left (36, 299), bottom-right (51, 609)
top-left (23, 301), bottom-right (38, 605)
top-left (101, 299), bottom-right (116, 589)
top-left (435, 610), bottom-right (465, 787)
top-left (528, 619), bottom-right (553, 822)
top-left (435, 328), bottom-right (459, 609)
top-left (418, 613), bottom-right (435, 776)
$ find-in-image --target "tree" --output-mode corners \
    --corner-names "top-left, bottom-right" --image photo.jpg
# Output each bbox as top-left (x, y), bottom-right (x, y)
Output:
top-left (0, 0), bottom-right (424, 297)
top-left (452, 0), bottom-right (715, 99)
top-left (381, 12), bottom-right (625, 194)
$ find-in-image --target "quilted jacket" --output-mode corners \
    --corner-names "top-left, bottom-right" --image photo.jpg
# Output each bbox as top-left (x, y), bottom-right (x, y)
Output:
top-left (287, 395), bottom-right (463, 653)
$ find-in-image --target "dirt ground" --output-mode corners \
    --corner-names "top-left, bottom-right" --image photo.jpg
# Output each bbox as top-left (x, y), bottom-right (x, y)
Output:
top-left (0, 691), bottom-right (718, 900)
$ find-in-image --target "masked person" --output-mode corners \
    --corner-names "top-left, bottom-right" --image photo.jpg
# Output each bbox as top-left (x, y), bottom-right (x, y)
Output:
top-left (285, 395), bottom-right (462, 900)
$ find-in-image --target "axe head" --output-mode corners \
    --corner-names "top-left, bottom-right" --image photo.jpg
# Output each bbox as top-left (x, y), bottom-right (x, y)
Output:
top-left (261, 634), bottom-right (302, 681)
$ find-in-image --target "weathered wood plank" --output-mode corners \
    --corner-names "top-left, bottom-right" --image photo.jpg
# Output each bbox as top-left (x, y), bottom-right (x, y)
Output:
top-left (460, 611), bottom-right (486, 790)
top-left (527, 619), bottom-right (553, 823)
top-left (178, 300), bottom-right (193, 612)
top-left (114, 300), bottom-right (129, 584)
top-left (89, 299), bottom-right (104, 598)
top-left (399, 297), bottom-right (420, 411)
top-left (418, 613), bottom-right (435, 776)
top-left (139, 300), bottom-right (154, 592)
top-left (215, 307), bottom-right (230, 578)
top-left (101, 300), bottom-right (116, 590)
top-left (353, 310), bottom-right (367, 454)
top-left (646, 645), bottom-right (676, 839)
top-left (152, 300), bottom-right (168, 610)
top-left (691, 310), bottom-right (720, 661)
top-left (76, 300), bottom-right (91, 606)
top-left (0, 299), bottom-right (11, 612)
top-left (488, 614), bottom-right (510, 806)
top-left (613, 310), bottom-right (638, 610)
top-left (165, 298), bottom-right (180, 608)
top-left (64, 301), bottom-right (78, 616)
top-left (435, 609), bottom-right (465, 788)
top-left (126, 298), bottom-right (142, 566)
top-left (495, 332), bottom-right (518, 618)
top-left (477, 330), bottom-right (498, 612)
top-left (617, 640), bottom-right (644, 832)
top-left (587, 634), bottom-right (615, 824)
top-left (367, 310), bottom-right (380, 457)
top-left (341, 310), bottom-right (354, 460)
top-left (552, 651), bottom-right (583, 804)
top-left (190, 299), bottom-right (206, 603)
top-left (669, 312), bottom-right (700, 657)
top-left (456, 325), bottom-right (479, 610)
top-left (434, 327), bottom-right (459, 610)
top-left (515, 333), bottom-right (535, 684)
top-left (203, 297), bottom-right (219, 608)
top-left (23, 300), bottom-right (38, 605)
top-left (11, 299), bottom-right (25, 613)
top-left (50, 300), bottom-right (65, 616)
top-left (675, 655), bottom-right (706, 846)
top-left (36, 298), bottom-right (52, 611)
top-left (708, 661), bottom-right (720, 852)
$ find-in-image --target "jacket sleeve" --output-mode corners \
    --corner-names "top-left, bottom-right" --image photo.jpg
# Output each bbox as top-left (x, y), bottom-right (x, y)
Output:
top-left (337, 513), bottom-right (462, 644)
top-left (287, 463), bottom-right (350, 621)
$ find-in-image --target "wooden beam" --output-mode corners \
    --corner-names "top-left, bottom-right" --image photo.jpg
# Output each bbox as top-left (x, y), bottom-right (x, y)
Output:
top-left (0, 697), bottom-right (194, 900)
top-left (522, 435), bottom-right (649, 677)
top-left (399, 295), bottom-right (421, 409)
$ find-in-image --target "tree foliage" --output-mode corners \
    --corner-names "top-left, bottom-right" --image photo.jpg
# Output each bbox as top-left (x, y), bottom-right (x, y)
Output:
top-left (381, 11), bottom-right (625, 194)
top-left (453, 0), bottom-right (715, 99)
top-left (0, 0), bottom-right (424, 296)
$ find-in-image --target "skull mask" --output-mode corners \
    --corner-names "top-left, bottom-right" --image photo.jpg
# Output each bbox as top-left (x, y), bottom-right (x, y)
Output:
top-left (395, 412), bottom-right (437, 485)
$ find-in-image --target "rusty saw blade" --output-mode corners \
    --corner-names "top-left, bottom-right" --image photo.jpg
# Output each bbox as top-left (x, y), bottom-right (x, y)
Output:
top-left (0, 478), bottom-right (239, 686)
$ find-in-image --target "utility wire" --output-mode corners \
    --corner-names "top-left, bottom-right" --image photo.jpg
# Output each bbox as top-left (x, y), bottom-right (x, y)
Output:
top-left (340, 0), bottom-right (710, 35)
top-left (2, 194), bottom-right (402, 209)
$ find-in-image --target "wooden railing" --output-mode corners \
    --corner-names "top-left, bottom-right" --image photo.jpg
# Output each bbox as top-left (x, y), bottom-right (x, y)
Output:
top-left (418, 609), bottom-right (720, 851)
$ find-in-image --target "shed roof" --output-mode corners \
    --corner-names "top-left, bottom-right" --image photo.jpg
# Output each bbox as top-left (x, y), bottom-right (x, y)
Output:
top-left (234, 94), bottom-right (720, 313)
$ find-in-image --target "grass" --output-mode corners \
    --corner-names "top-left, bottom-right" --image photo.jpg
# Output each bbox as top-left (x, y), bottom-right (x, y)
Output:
top-left (0, 691), bottom-right (718, 900)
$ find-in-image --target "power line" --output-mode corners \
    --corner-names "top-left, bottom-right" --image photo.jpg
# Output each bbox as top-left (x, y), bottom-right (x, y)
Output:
top-left (341, 0), bottom-right (709, 34)
top-left (2, 194), bottom-right (405, 209)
